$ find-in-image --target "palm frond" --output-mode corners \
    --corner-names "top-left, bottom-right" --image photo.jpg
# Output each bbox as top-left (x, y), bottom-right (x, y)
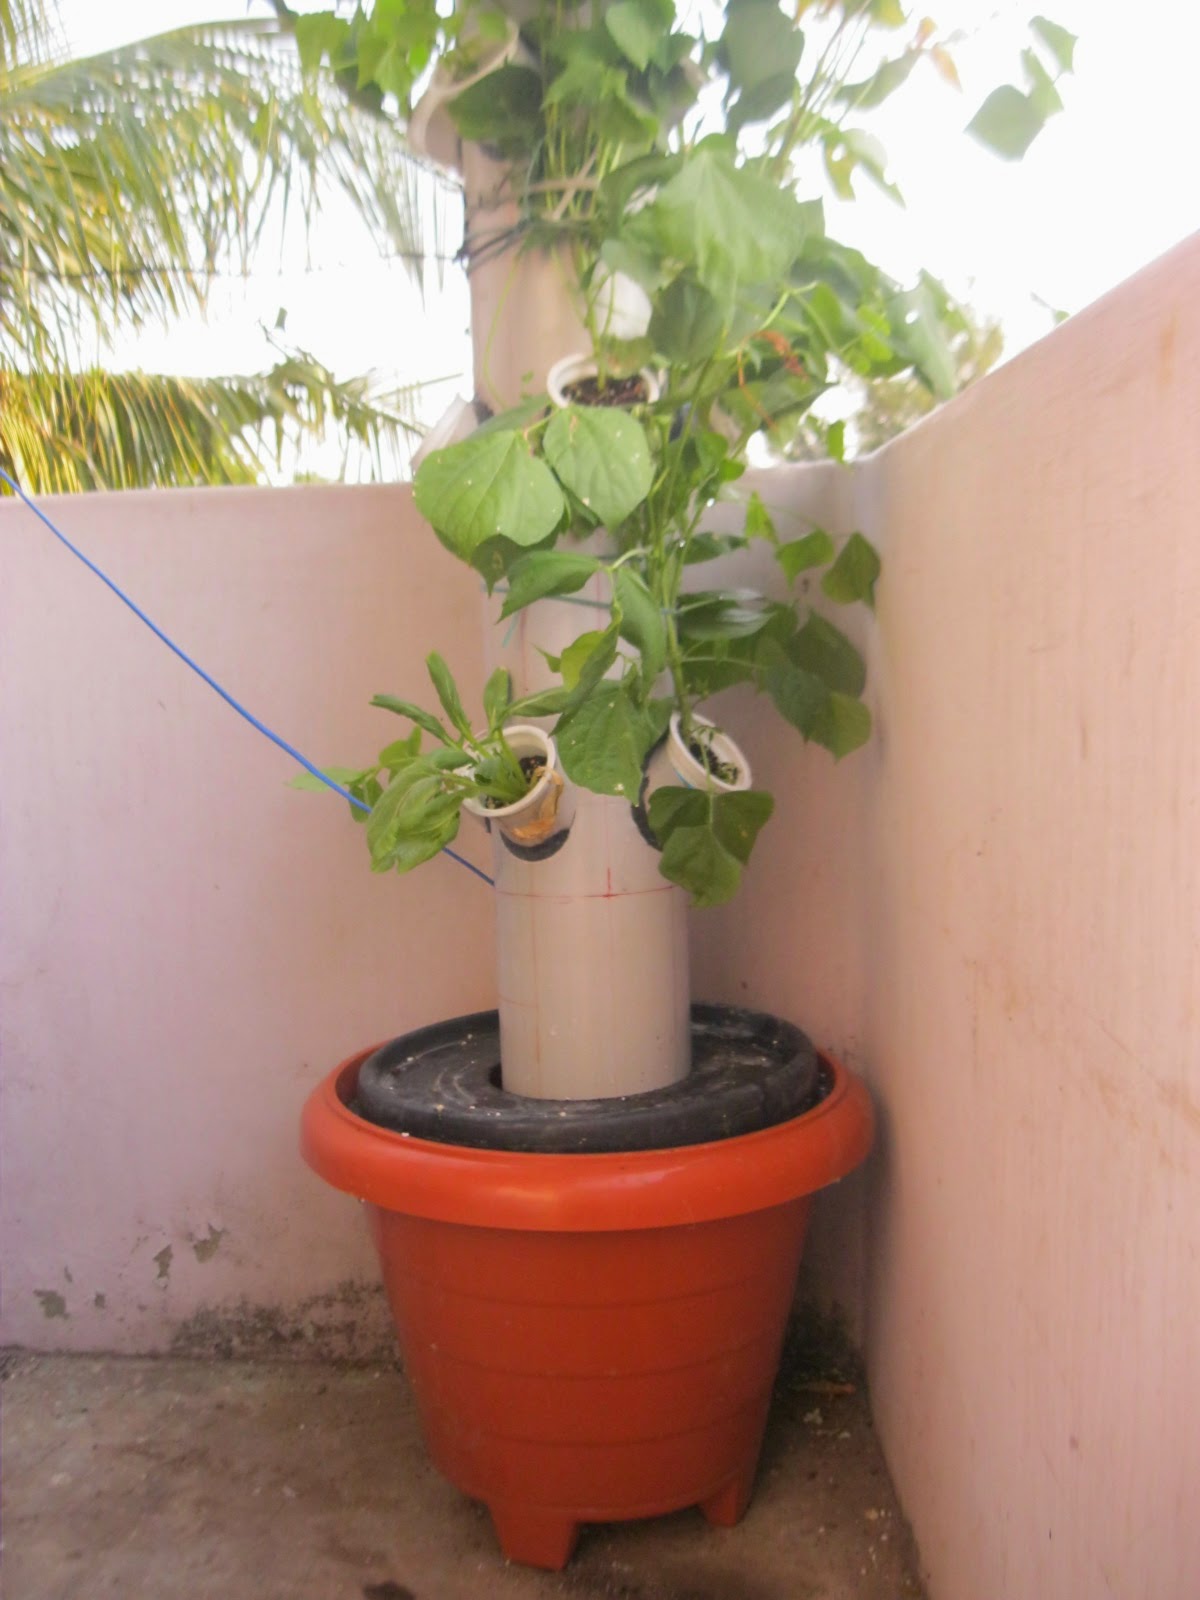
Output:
top-left (0, 353), bottom-right (430, 493)
top-left (0, 0), bottom-right (58, 74)
top-left (1, 16), bottom-right (444, 365)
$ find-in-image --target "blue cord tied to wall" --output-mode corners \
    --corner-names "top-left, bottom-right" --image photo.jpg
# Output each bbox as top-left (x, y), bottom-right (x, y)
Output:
top-left (0, 467), bottom-right (494, 888)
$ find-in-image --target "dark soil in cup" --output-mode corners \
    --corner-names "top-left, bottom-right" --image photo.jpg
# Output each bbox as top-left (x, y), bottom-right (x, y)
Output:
top-left (563, 372), bottom-right (651, 407)
top-left (688, 738), bottom-right (741, 786)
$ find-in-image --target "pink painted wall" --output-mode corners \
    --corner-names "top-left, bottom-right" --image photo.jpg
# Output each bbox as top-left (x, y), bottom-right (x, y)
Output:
top-left (0, 485), bottom-right (494, 1357)
top-left (857, 237), bottom-right (1200, 1600)
top-left (695, 235), bottom-right (1200, 1599)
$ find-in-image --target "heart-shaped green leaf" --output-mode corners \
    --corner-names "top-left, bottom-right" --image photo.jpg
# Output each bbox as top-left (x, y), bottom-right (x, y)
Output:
top-left (544, 406), bottom-right (653, 527)
top-left (414, 430), bottom-right (564, 560)
top-left (606, 0), bottom-right (674, 71)
top-left (766, 659), bottom-right (871, 758)
top-left (556, 682), bottom-right (661, 798)
top-left (821, 532), bottom-right (881, 607)
top-left (630, 144), bottom-right (813, 298)
top-left (648, 786), bottom-right (774, 906)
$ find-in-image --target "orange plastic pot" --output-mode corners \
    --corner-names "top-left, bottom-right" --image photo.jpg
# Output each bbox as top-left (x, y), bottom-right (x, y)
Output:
top-left (301, 1047), bottom-right (872, 1569)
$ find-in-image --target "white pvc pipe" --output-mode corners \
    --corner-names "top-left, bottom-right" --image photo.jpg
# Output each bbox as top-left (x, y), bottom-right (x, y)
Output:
top-left (480, 585), bottom-right (691, 1100)
top-left (490, 790), bottom-right (690, 1099)
top-left (457, 149), bottom-right (692, 1100)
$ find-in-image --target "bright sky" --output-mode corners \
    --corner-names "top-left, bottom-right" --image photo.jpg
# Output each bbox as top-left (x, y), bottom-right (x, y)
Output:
top-left (54, 0), bottom-right (1200, 469)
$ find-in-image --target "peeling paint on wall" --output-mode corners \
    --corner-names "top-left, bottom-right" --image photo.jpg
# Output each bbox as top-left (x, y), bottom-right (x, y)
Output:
top-left (153, 1245), bottom-right (173, 1283)
top-left (190, 1225), bottom-right (226, 1264)
top-left (94, 1293), bottom-right (107, 1311)
top-left (34, 1291), bottom-right (68, 1319)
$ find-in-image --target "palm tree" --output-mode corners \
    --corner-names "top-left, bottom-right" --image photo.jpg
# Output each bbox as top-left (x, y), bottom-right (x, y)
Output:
top-left (0, 0), bottom-right (453, 491)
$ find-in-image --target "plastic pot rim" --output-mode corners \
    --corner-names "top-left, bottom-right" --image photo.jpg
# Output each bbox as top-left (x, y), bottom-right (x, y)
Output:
top-left (300, 1042), bottom-right (873, 1233)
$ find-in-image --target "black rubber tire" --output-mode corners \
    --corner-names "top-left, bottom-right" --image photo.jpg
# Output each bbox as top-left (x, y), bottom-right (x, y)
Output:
top-left (352, 1003), bottom-right (821, 1153)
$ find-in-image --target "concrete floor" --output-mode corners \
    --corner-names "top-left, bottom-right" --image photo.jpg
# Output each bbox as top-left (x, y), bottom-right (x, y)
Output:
top-left (2, 1348), bottom-right (924, 1600)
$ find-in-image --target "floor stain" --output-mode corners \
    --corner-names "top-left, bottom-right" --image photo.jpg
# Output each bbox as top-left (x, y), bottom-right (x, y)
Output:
top-left (363, 1584), bottom-right (415, 1600)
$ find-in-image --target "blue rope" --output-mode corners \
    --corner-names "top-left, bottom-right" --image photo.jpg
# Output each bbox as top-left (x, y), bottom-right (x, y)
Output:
top-left (0, 468), bottom-right (494, 889)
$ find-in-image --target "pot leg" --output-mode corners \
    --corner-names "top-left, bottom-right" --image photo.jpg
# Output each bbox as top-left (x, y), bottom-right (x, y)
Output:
top-left (487, 1503), bottom-right (581, 1570)
top-left (699, 1461), bottom-right (757, 1528)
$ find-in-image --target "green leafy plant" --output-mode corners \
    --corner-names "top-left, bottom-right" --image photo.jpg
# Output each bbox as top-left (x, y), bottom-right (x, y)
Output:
top-left (293, 654), bottom-right (550, 873)
top-left (294, 0), bottom-right (1074, 906)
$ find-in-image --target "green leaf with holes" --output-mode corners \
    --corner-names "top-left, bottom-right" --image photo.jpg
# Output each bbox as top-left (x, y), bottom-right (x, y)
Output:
top-left (543, 406), bottom-right (653, 527)
top-left (414, 430), bottom-right (564, 559)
